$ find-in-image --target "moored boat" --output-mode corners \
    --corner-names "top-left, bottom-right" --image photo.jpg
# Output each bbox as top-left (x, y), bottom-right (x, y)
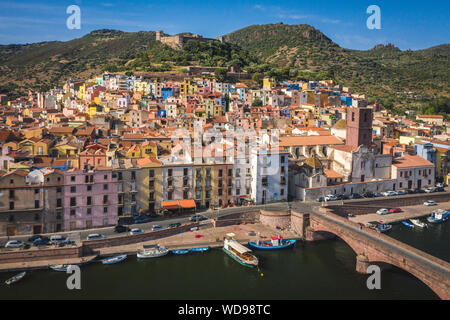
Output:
top-left (5, 272), bottom-right (26, 285)
top-left (248, 236), bottom-right (296, 250)
top-left (49, 264), bottom-right (70, 272)
top-left (410, 219), bottom-right (427, 228)
top-left (172, 249), bottom-right (189, 255)
top-left (190, 247), bottom-right (210, 253)
top-left (101, 254), bottom-right (127, 265)
top-left (137, 245), bottom-right (169, 259)
top-left (401, 220), bottom-right (414, 228)
top-left (223, 233), bottom-right (258, 268)
top-left (375, 223), bottom-right (392, 233)
top-left (427, 210), bottom-right (450, 224)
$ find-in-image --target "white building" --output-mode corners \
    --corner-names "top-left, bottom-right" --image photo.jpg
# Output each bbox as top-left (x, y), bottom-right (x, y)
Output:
top-left (250, 148), bottom-right (289, 204)
top-left (391, 154), bottom-right (435, 190)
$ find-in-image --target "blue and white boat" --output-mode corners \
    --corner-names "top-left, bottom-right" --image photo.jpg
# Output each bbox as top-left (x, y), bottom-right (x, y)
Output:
top-left (401, 220), bottom-right (415, 228)
top-left (190, 247), bottom-right (210, 253)
top-left (374, 223), bottom-right (392, 233)
top-left (49, 264), bottom-right (70, 272)
top-left (5, 272), bottom-right (26, 285)
top-left (101, 254), bottom-right (127, 265)
top-left (248, 236), bottom-right (296, 250)
top-left (427, 209), bottom-right (450, 224)
top-left (223, 235), bottom-right (258, 268)
top-left (137, 245), bottom-right (169, 259)
top-left (171, 250), bottom-right (189, 255)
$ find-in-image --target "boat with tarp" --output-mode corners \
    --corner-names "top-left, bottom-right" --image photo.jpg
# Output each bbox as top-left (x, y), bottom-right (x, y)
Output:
top-left (223, 233), bottom-right (258, 268)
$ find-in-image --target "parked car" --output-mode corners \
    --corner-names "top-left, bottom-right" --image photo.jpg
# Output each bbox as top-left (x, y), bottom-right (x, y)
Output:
top-left (374, 192), bottom-right (383, 197)
top-left (169, 222), bottom-right (182, 228)
top-left (435, 187), bottom-right (445, 192)
top-left (28, 235), bottom-right (43, 242)
top-left (33, 238), bottom-right (50, 246)
top-left (389, 207), bottom-right (402, 213)
top-left (86, 234), bottom-right (106, 241)
top-left (396, 190), bottom-right (406, 195)
top-left (406, 189), bottom-right (416, 194)
top-left (425, 187), bottom-right (436, 193)
top-left (424, 200), bottom-right (437, 206)
top-left (50, 235), bottom-right (69, 245)
top-left (134, 216), bottom-right (150, 224)
top-left (363, 192), bottom-right (374, 198)
top-left (114, 225), bottom-right (130, 233)
top-left (325, 195), bottom-right (339, 201)
top-left (149, 212), bottom-right (159, 218)
top-left (376, 208), bottom-right (390, 215)
top-left (130, 228), bottom-right (144, 235)
top-left (152, 225), bottom-right (163, 231)
top-left (415, 188), bottom-right (426, 194)
top-left (316, 197), bottom-right (325, 202)
top-left (189, 215), bottom-right (207, 222)
top-left (382, 191), bottom-right (397, 197)
top-left (5, 240), bottom-right (25, 248)
top-left (350, 193), bottom-right (362, 199)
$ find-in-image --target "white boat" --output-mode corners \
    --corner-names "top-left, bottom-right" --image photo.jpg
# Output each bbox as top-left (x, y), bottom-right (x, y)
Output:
top-left (223, 233), bottom-right (258, 268)
top-left (49, 264), bottom-right (70, 272)
top-left (427, 209), bottom-right (450, 224)
top-left (101, 254), bottom-right (127, 265)
top-left (5, 272), bottom-right (26, 285)
top-left (410, 219), bottom-right (427, 228)
top-left (137, 245), bottom-right (169, 259)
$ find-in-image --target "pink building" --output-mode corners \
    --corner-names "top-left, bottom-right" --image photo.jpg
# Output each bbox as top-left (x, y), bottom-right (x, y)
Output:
top-left (63, 168), bottom-right (118, 230)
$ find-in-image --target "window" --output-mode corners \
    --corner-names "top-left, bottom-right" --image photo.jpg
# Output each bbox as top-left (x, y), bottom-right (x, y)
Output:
top-left (71, 186), bottom-right (76, 193)
top-left (218, 189), bottom-right (223, 196)
top-left (71, 176), bottom-right (75, 182)
top-left (104, 184), bottom-right (108, 190)
top-left (87, 197), bottom-right (92, 206)
top-left (150, 170), bottom-right (154, 178)
top-left (9, 202), bottom-right (14, 210)
top-left (103, 195), bottom-right (108, 204)
top-left (184, 168), bottom-right (188, 176)
top-left (183, 191), bottom-right (188, 199)
top-left (57, 199), bottom-right (62, 207)
top-left (131, 171), bottom-right (136, 180)
top-left (103, 207), bottom-right (108, 213)
top-left (168, 169), bottom-right (173, 177)
top-left (87, 208), bottom-right (92, 215)
top-left (281, 189), bottom-right (285, 196)
top-left (9, 179), bottom-right (13, 184)
top-left (168, 191), bottom-right (173, 200)
top-left (87, 185), bottom-right (92, 191)
top-left (34, 189), bottom-right (39, 194)
top-left (35, 200), bottom-right (40, 208)
top-left (9, 190), bottom-right (14, 199)
top-left (70, 209), bottom-right (75, 216)
top-left (149, 192), bottom-right (154, 201)
top-left (228, 169), bottom-right (232, 176)
top-left (57, 187), bottom-right (62, 193)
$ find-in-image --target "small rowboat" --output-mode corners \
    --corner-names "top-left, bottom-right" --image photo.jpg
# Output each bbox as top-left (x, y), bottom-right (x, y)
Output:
top-left (137, 245), bottom-right (169, 259)
top-left (101, 254), bottom-right (127, 265)
top-left (401, 221), bottom-right (414, 228)
top-left (410, 219), bottom-right (427, 228)
top-left (172, 250), bottom-right (189, 255)
top-left (5, 272), bottom-right (26, 285)
top-left (49, 264), bottom-right (69, 272)
top-left (190, 247), bottom-right (210, 253)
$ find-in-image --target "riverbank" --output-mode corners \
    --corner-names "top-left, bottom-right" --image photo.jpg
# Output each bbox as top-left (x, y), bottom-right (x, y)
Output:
top-left (0, 223), bottom-right (298, 272)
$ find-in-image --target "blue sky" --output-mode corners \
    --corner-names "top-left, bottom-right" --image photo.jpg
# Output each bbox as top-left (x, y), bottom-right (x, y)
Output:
top-left (0, 0), bottom-right (448, 50)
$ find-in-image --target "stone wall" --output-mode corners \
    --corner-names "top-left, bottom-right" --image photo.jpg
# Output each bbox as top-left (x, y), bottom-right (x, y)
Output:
top-left (259, 210), bottom-right (291, 229)
top-left (81, 223), bottom-right (199, 253)
top-left (0, 245), bottom-right (81, 264)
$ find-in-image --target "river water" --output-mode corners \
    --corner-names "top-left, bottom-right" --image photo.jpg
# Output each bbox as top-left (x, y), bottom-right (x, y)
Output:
top-left (0, 220), bottom-right (447, 300)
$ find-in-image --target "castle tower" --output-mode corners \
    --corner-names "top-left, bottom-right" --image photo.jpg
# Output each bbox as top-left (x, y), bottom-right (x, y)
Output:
top-left (156, 30), bottom-right (162, 41)
top-left (346, 105), bottom-right (373, 149)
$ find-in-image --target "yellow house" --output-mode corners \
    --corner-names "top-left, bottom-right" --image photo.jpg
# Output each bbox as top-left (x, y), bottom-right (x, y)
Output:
top-left (141, 141), bottom-right (158, 157)
top-left (137, 157), bottom-right (163, 215)
top-left (78, 83), bottom-right (86, 100)
top-left (126, 144), bottom-right (144, 159)
top-left (50, 141), bottom-right (81, 157)
top-left (263, 77), bottom-right (276, 90)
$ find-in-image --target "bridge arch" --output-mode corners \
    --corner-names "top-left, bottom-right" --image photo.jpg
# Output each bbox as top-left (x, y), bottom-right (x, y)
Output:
top-left (308, 220), bottom-right (448, 299)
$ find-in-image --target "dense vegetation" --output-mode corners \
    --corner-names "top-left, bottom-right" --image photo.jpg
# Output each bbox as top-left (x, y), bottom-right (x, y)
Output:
top-left (0, 23), bottom-right (449, 110)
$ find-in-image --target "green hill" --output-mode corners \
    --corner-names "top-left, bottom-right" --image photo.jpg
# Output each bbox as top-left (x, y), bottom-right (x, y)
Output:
top-left (0, 23), bottom-right (449, 109)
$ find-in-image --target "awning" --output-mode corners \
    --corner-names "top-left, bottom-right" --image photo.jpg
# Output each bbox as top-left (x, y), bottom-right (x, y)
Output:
top-left (179, 200), bottom-right (196, 209)
top-left (162, 201), bottom-right (180, 210)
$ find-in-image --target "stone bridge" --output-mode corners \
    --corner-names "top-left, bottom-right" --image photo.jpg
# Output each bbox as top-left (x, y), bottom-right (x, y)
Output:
top-left (290, 206), bottom-right (450, 300)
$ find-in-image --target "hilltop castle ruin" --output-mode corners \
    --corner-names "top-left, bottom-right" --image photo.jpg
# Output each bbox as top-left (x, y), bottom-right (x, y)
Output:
top-left (156, 30), bottom-right (223, 50)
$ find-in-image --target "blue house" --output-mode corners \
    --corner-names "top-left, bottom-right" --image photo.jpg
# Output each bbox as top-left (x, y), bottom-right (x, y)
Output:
top-left (415, 142), bottom-right (437, 166)
top-left (161, 87), bottom-right (173, 100)
top-left (157, 110), bottom-right (167, 118)
top-left (341, 96), bottom-right (352, 107)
